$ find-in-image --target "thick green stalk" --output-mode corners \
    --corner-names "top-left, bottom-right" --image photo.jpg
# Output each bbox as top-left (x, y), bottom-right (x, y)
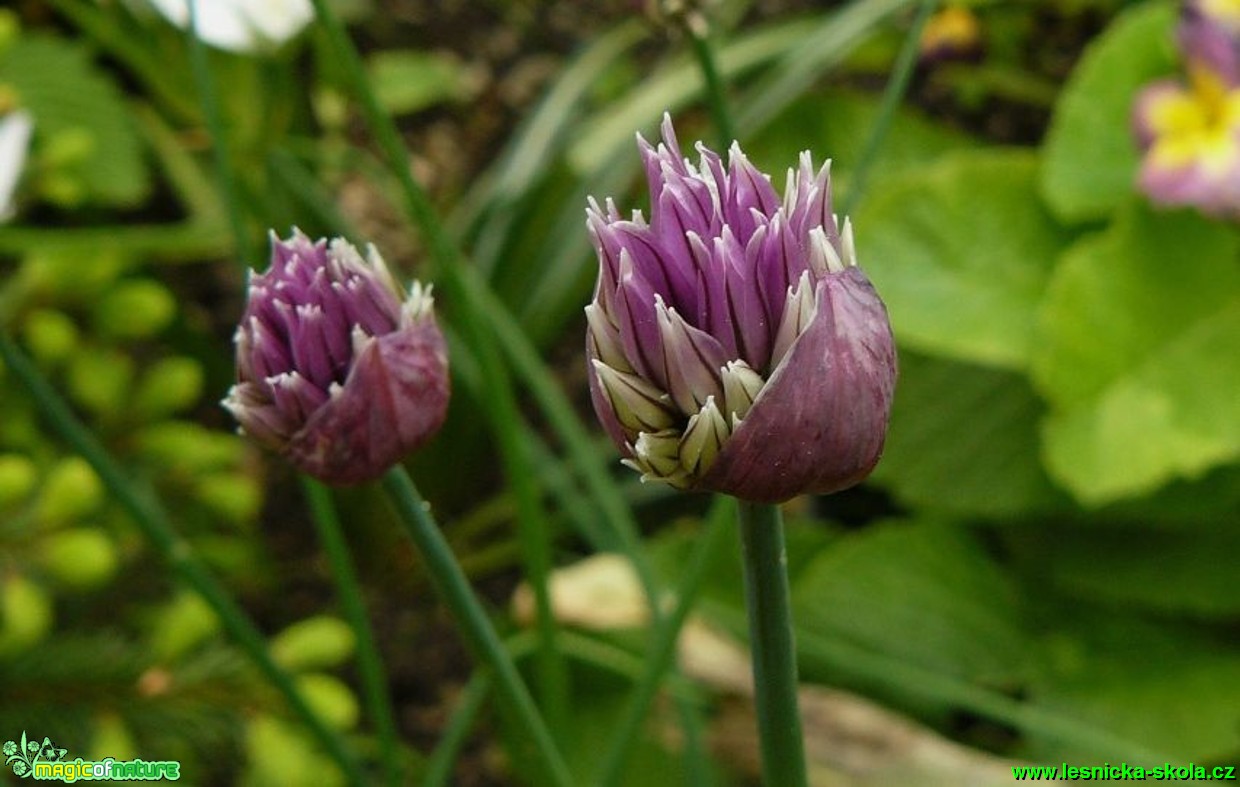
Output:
top-left (840, 0), bottom-right (939, 215)
top-left (0, 334), bottom-right (366, 784)
top-left (738, 502), bottom-right (808, 787)
top-left (379, 467), bottom-right (574, 787)
top-left (305, 0), bottom-right (566, 730)
top-left (300, 478), bottom-right (402, 787)
top-left (595, 497), bottom-right (735, 787)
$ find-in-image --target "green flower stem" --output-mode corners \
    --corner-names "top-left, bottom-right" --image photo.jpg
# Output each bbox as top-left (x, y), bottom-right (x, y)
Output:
top-left (306, 0), bottom-right (567, 732)
top-left (0, 334), bottom-right (366, 785)
top-left (379, 467), bottom-right (574, 787)
top-left (595, 496), bottom-right (735, 787)
top-left (186, 0), bottom-right (257, 267)
top-left (300, 478), bottom-right (402, 787)
top-left (840, 0), bottom-right (939, 215)
top-left (738, 501), bottom-right (808, 787)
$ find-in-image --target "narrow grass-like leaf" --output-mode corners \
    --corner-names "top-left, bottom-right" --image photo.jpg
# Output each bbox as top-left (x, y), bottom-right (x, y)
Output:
top-left (379, 468), bottom-right (573, 787)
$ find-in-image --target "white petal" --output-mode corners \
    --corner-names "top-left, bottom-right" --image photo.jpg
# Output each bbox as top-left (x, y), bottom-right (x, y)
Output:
top-left (0, 111), bottom-right (34, 223)
top-left (145, 0), bottom-right (313, 52)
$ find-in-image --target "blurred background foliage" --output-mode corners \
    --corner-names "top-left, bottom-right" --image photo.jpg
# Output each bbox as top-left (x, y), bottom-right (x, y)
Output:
top-left (0, 0), bottom-right (1236, 784)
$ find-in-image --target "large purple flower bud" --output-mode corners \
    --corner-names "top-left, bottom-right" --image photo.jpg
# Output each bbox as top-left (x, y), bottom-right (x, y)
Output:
top-left (585, 116), bottom-right (896, 504)
top-left (223, 230), bottom-right (449, 484)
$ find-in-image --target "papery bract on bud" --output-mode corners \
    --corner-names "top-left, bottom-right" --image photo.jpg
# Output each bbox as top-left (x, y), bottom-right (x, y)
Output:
top-left (585, 115), bottom-right (896, 504)
top-left (223, 230), bottom-right (449, 485)
top-left (1132, 0), bottom-right (1240, 217)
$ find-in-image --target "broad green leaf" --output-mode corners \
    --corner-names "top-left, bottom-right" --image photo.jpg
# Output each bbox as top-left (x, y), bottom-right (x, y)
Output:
top-left (791, 520), bottom-right (1030, 686)
top-left (1032, 204), bottom-right (1240, 504)
top-left (1039, 0), bottom-right (1178, 222)
top-left (1028, 613), bottom-right (1240, 762)
top-left (0, 34), bottom-right (150, 207)
top-left (1096, 464), bottom-right (1240, 529)
top-left (870, 351), bottom-right (1067, 517)
top-left (856, 148), bottom-right (1073, 369)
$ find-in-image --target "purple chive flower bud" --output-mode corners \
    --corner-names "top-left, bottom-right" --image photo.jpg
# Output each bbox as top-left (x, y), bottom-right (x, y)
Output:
top-left (1132, 0), bottom-right (1240, 217)
top-left (223, 230), bottom-right (449, 484)
top-left (585, 116), bottom-right (896, 504)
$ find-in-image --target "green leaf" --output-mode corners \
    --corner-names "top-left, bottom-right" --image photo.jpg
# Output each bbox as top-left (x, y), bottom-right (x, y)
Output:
top-left (870, 351), bottom-right (1067, 517)
top-left (1039, 0), bottom-right (1178, 223)
top-left (1009, 526), bottom-right (1240, 618)
top-left (366, 50), bottom-right (477, 116)
top-left (0, 34), bottom-right (150, 207)
top-left (791, 520), bottom-right (1030, 686)
top-left (855, 148), bottom-right (1074, 370)
top-left (1028, 613), bottom-right (1240, 762)
top-left (1032, 204), bottom-right (1240, 504)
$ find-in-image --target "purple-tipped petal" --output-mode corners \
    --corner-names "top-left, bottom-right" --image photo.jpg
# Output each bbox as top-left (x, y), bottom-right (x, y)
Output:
top-left (614, 251), bottom-right (669, 388)
top-left (655, 297), bottom-right (727, 413)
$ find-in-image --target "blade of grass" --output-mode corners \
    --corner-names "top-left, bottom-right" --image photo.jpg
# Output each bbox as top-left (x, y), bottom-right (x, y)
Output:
top-left (306, 0), bottom-right (575, 736)
top-left (594, 496), bottom-right (735, 787)
top-left (736, 0), bottom-right (918, 133)
top-left (0, 333), bottom-right (367, 784)
top-left (420, 671), bottom-right (493, 787)
top-left (840, 0), bottom-right (939, 215)
top-left (186, 0), bottom-right (256, 266)
top-left (686, 23), bottom-right (737, 147)
top-left (380, 467), bottom-right (573, 787)
top-left (455, 266), bottom-right (654, 592)
top-left (301, 478), bottom-right (402, 787)
top-left (461, 19), bottom-right (647, 217)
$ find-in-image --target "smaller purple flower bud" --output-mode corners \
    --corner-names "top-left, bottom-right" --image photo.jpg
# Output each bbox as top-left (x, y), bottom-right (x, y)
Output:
top-left (585, 116), bottom-right (897, 503)
top-left (223, 230), bottom-right (449, 484)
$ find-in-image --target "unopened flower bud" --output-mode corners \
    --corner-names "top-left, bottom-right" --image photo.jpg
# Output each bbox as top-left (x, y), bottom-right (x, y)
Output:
top-left (585, 116), bottom-right (896, 503)
top-left (223, 230), bottom-right (449, 484)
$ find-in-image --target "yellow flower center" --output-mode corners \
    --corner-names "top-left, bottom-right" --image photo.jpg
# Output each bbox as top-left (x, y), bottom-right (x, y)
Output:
top-left (1147, 69), bottom-right (1240, 173)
